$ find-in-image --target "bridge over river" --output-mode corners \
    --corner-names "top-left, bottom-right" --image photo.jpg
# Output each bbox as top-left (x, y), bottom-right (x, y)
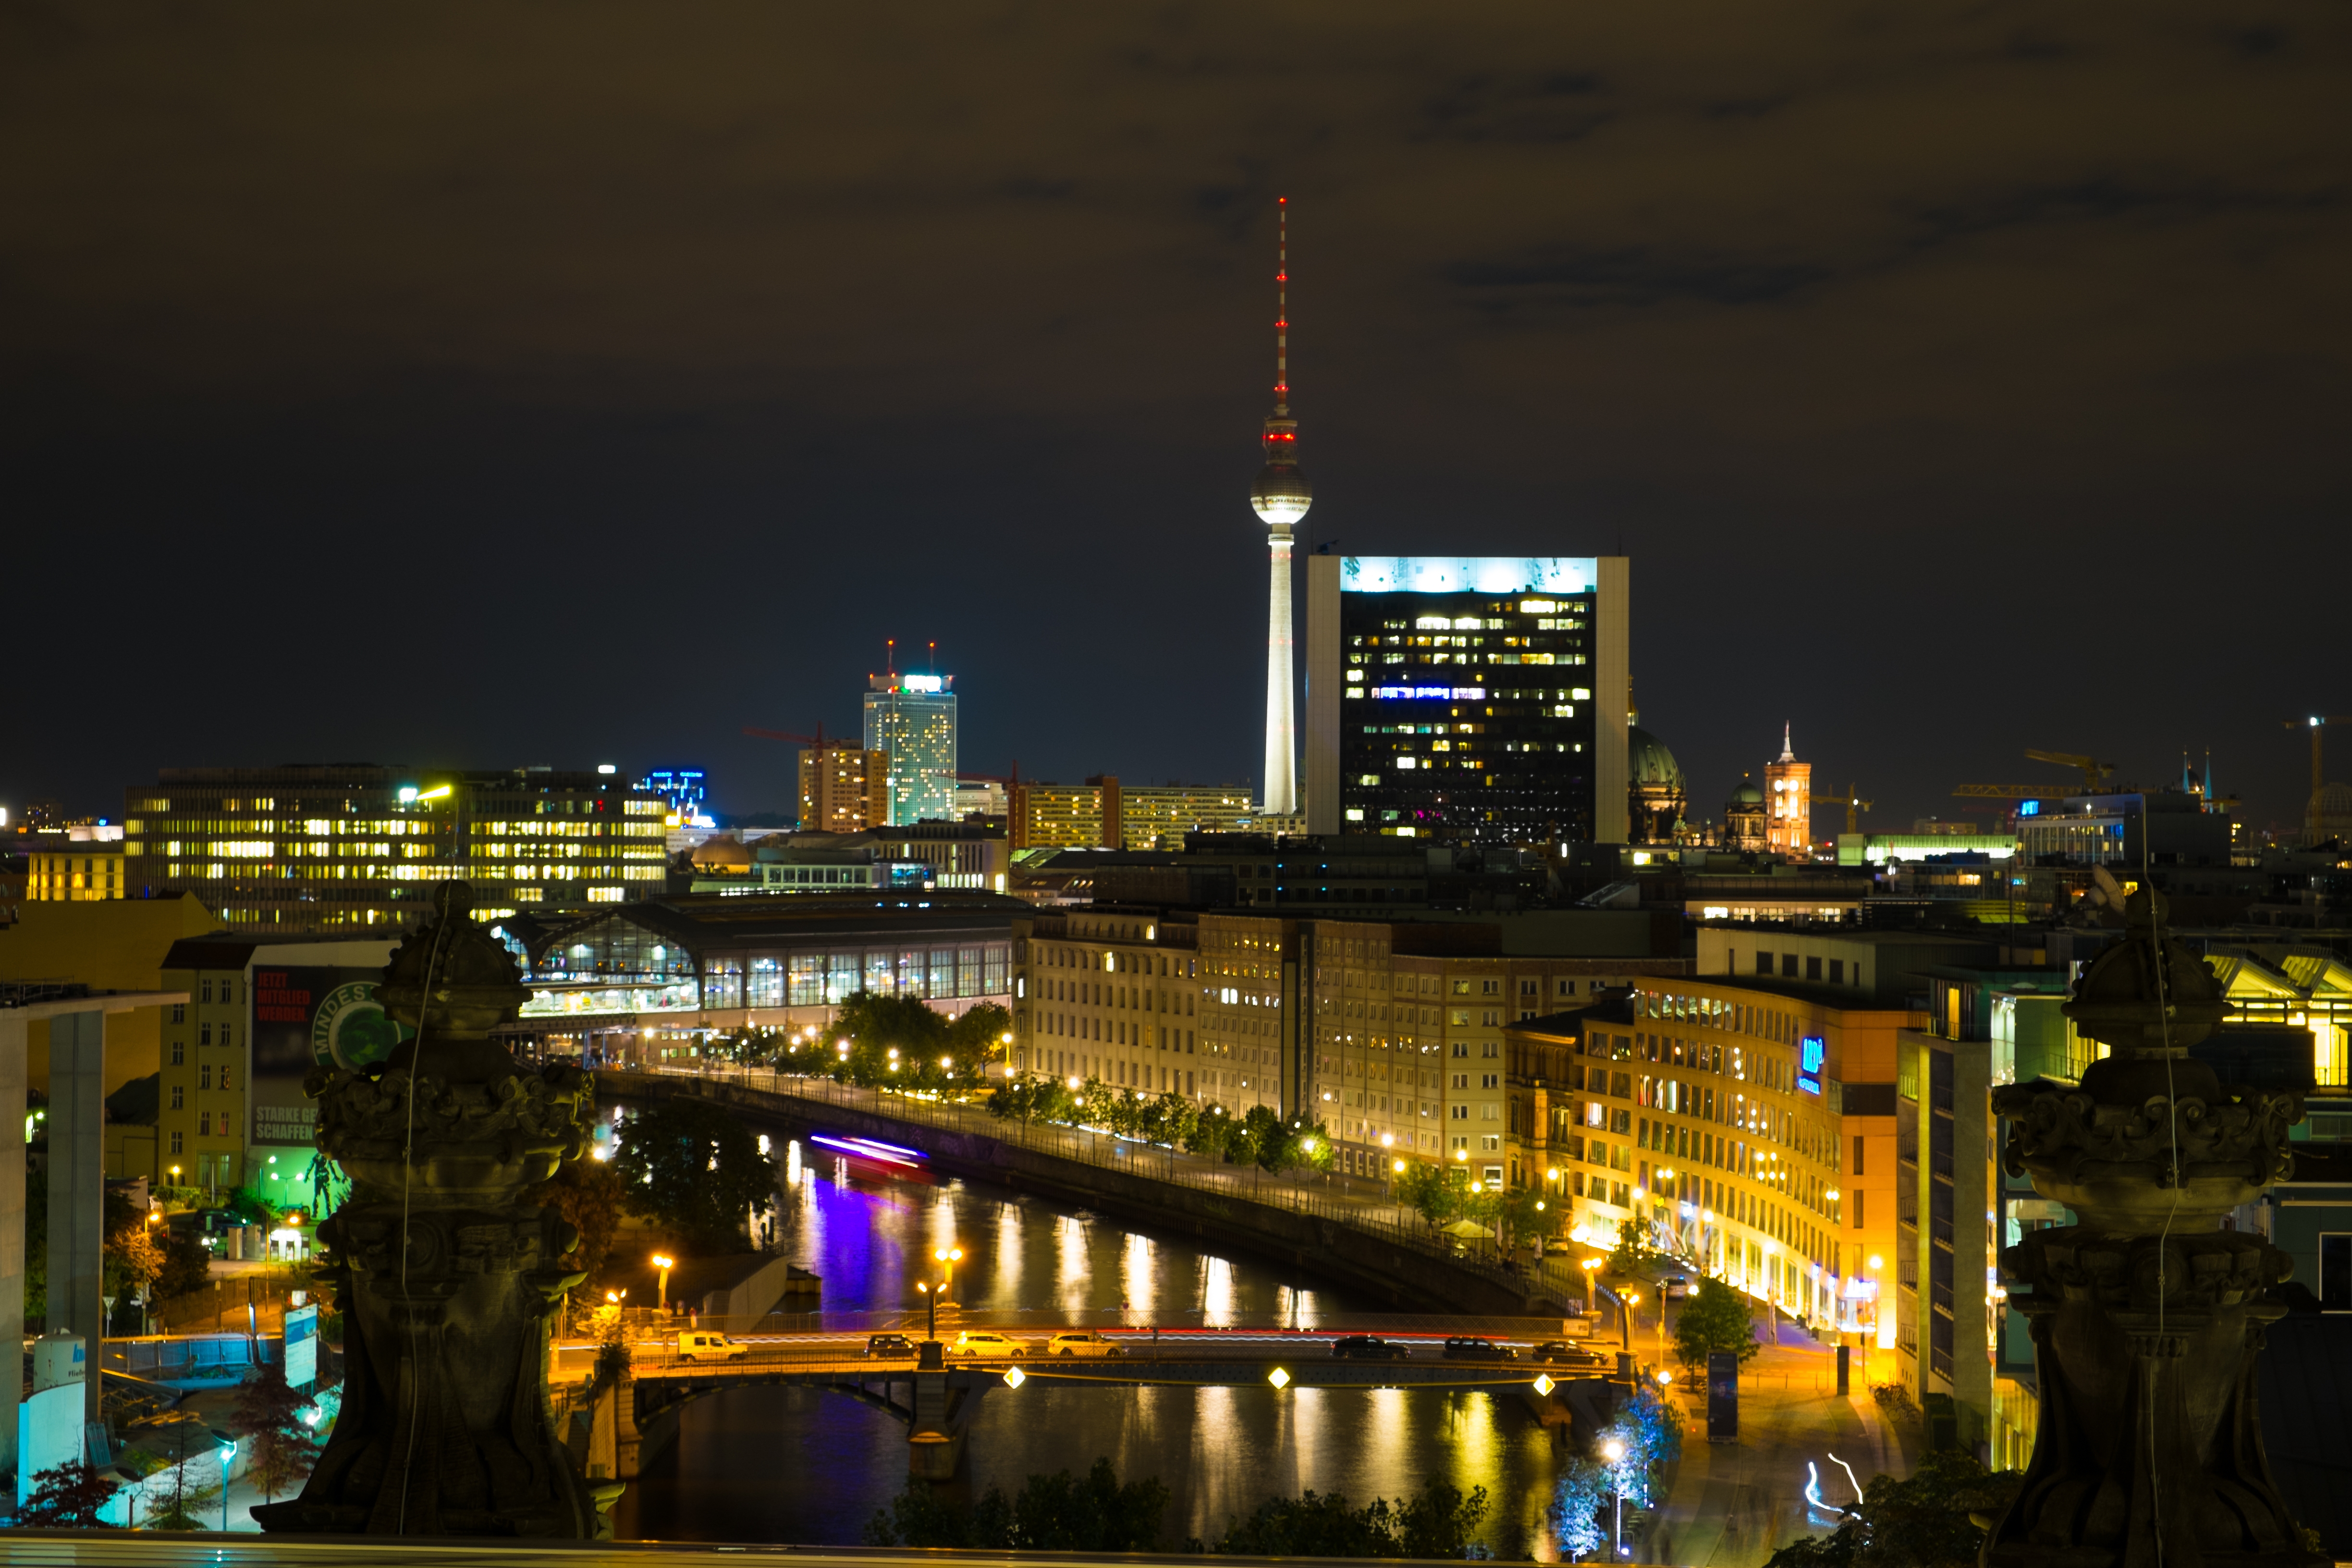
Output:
top-left (564, 1324), bottom-right (1623, 1482)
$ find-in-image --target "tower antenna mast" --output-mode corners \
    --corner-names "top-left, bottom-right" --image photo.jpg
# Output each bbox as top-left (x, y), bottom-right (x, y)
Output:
top-left (1274, 198), bottom-right (1289, 412)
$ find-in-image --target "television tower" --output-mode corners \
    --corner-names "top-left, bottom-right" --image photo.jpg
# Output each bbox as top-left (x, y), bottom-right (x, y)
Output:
top-left (1250, 197), bottom-right (1311, 818)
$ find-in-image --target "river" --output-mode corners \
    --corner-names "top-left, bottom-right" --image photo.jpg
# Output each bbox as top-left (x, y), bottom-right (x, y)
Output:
top-left (615, 1143), bottom-right (1569, 1554)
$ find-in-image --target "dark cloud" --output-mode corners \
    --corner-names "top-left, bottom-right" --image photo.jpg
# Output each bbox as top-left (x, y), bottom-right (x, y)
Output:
top-left (1, 0), bottom-right (2348, 836)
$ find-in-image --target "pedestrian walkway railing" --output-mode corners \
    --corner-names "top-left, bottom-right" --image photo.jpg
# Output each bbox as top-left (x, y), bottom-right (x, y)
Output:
top-left (623, 1066), bottom-right (1579, 1310)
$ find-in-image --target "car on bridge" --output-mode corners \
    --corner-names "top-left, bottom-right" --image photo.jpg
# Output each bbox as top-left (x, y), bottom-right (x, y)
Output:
top-left (1042, 1331), bottom-right (1124, 1359)
top-left (1531, 1340), bottom-right (1604, 1367)
top-left (678, 1331), bottom-right (750, 1363)
top-left (866, 1333), bottom-right (918, 1359)
top-left (1439, 1335), bottom-right (1516, 1362)
top-left (949, 1330), bottom-right (1029, 1359)
top-left (1329, 1335), bottom-right (1410, 1361)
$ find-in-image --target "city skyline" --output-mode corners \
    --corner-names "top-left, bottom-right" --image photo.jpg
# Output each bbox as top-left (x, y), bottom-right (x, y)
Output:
top-left (5, 6), bottom-right (2345, 835)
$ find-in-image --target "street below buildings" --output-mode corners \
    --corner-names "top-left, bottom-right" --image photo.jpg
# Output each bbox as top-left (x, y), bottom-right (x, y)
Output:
top-left (1641, 1319), bottom-right (1908, 1568)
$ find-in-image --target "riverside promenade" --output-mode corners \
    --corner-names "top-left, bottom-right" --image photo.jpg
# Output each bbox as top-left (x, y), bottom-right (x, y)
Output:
top-left (601, 1066), bottom-right (1591, 1319)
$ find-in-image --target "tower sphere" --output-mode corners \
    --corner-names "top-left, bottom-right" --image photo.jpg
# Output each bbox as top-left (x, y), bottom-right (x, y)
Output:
top-left (1252, 460), bottom-right (1313, 526)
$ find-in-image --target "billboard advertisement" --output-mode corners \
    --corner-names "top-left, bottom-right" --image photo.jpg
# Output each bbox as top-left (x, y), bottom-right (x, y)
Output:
top-left (250, 966), bottom-right (414, 1152)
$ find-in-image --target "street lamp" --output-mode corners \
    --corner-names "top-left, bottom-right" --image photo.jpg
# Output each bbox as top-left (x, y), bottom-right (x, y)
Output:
top-left (932, 1246), bottom-right (963, 1300)
top-left (652, 1253), bottom-right (675, 1313)
top-left (1620, 1291), bottom-right (1639, 1356)
top-left (218, 1435), bottom-right (237, 1531)
top-left (1602, 1436), bottom-right (1627, 1559)
top-left (1580, 1257), bottom-right (1601, 1315)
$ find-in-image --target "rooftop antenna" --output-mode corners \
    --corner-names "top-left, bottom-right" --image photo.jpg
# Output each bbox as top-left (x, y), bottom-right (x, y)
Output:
top-left (929, 640), bottom-right (937, 675)
top-left (886, 638), bottom-right (896, 678)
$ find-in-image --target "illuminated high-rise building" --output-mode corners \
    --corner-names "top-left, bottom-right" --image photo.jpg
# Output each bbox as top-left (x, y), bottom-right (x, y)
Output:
top-left (1301, 555), bottom-right (1631, 846)
top-left (862, 659), bottom-right (958, 825)
top-left (1250, 198), bottom-right (1310, 818)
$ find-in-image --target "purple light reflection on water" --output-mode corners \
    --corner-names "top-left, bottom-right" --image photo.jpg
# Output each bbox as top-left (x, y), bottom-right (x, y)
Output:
top-left (615, 1164), bottom-right (1565, 1554)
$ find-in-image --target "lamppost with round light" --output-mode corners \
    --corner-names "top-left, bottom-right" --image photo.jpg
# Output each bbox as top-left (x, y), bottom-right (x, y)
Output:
top-left (652, 1253), bottom-right (675, 1314)
top-left (932, 1246), bottom-right (962, 1301)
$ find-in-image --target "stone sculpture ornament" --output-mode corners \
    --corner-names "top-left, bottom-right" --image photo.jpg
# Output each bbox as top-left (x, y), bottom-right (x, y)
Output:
top-left (1984, 885), bottom-right (2321, 1568)
top-left (255, 881), bottom-right (606, 1537)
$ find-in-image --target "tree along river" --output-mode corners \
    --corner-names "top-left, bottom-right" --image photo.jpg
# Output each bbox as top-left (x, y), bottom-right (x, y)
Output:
top-left (615, 1144), bottom-right (1569, 1554)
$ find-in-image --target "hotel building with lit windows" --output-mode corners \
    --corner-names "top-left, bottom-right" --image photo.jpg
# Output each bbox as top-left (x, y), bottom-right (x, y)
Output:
top-left (1505, 967), bottom-right (1915, 1333)
top-left (1010, 905), bottom-right (1685, 1181)
top-left (1302, 555), bottom-right (1629, 846)
top-left (123, 765), bottom-right (669, 930)
top-left (863, 673), bottom-right (958, 826)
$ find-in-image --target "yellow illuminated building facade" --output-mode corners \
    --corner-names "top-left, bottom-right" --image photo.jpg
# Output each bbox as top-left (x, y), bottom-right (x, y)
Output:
top-left (2206, 945), bottom-right (2352, 1085)
top-left (799, 745), bottom-right (891, 833)
top-left (124, 766), bottom-right (668, 930)
top-left (27, 844), bottom-right (125, 901)
top-left (1015, 777), bottom-right (1263, 852)
top-left (1509, 976), bottom-right (1912, 1331)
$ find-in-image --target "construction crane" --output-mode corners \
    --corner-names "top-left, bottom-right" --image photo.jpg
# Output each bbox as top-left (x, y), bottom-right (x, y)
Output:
top-left (2023, 749), bottom-right (2116, 789)
top-left (742, 721), bottom-right (853, 751)
top-left (1841, 784), bottom-right (1873, 835)
top-left (2282, 717), bottom-right (2352, 798)
top-left (1951, 784), bottom-right (2057, 799)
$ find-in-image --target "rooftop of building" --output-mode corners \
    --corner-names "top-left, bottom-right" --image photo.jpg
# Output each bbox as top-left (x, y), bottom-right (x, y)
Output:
top-left (1666, 970), bottom-right (1930, 1013)
top-left (158, 931), bottom-right (400, 970)
top-left (517, 890), bottom-right (1030, 956)
top-left (1503, 998), bottom-right (1638, 1038)
top-left (147, 765), bottom-right (655, 793)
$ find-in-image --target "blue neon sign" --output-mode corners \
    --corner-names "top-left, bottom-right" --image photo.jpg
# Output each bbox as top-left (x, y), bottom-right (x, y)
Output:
top-left (1798, 1035), bottom-right (1825, 1096)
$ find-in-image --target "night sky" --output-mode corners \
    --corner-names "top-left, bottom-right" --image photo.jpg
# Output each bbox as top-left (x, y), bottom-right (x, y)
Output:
top-left (7, 3), bottom-right (2347, 835)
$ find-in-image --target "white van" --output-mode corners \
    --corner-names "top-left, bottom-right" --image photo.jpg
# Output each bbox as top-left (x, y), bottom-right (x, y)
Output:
top-left (678, 1331), bottom-right (750, 1363)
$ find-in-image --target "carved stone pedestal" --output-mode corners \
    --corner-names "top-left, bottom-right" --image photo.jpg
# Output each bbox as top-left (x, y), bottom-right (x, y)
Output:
top-left (1984, 889), bottom-right (2321, 1568)
top-left (255, 882), bottom-right (601, 1537)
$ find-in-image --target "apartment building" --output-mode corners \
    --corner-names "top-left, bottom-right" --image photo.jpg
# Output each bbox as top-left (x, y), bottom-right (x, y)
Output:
top-left (1009, 905), bottom-right (1686, 1184)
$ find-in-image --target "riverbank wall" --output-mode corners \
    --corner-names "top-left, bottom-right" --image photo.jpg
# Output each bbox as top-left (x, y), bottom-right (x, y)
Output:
top-left (596, 1070), bottom-right (1571, 1320)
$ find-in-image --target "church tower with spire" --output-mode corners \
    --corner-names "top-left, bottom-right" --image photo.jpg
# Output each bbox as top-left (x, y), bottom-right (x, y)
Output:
top-left (1764, 723), bottom-right (1813, 860)
top-left (1250, 197), bottom-right (1310, 819)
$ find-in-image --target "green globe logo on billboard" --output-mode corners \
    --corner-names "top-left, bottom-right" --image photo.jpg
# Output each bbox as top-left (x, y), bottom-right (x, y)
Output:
top-left (310, 981), bottom-right (414, 1072)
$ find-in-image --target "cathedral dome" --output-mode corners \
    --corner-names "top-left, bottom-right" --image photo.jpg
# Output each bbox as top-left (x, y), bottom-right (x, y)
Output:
top-left (1729, 777), bottom-right (1764, 808)
top-left (2309, 782), bottom-right (2352, 844)
top-left (1629, 726), bottom-right (1684, 792)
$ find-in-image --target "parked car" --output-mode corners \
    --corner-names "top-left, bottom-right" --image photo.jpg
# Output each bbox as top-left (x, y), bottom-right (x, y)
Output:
top-left (1439, 1335), bottom-right (1517, 1362)
top-left (866, 1333), bottom-right (917, 1359)
top-left (1330, 1334), bottom-right (1410, 1361)
top-left (1531, 1341), bottom-right (1600, 1366)
top-left (1043, 1331), bottom-right (1125, 1358)
top-left (677, 1331), bottom-right (749, 1363)
top-left (950, 1331), bottom-right (1026, 1359)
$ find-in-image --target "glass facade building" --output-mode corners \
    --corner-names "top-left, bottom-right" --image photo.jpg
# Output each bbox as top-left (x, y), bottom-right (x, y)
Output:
top-left (1301, 556), bottom-right (1630, 846)
top-left (863, 673), bottom-right (958, 826)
